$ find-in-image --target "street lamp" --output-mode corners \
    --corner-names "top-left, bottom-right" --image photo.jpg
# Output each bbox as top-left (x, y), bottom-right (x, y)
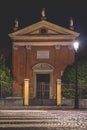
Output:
top-left (73, 41), bottom-right (79, 109)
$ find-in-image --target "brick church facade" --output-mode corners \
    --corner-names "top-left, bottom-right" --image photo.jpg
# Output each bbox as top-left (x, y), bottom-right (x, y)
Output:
top-left (9, 13), bottom-right (79, 105)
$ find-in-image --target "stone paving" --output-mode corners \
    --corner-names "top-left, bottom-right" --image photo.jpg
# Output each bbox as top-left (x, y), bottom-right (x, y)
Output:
top-left (0, 110), bottom-right (87, 130)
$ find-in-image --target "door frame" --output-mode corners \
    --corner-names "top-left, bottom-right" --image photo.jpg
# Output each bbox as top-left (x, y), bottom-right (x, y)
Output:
top-left (32, 63), bottom-right (54, 99)
top-left (33, 71), bottom-right (53, 99)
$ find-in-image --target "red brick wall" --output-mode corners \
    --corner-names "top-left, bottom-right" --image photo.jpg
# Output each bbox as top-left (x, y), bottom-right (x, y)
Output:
top-left (13, 45), bottom-right (74, 97)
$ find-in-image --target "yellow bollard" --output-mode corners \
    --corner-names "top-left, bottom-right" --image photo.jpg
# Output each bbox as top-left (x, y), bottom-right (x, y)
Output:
top-left (24, 79), bottom-right (29, 106)
top-left (56, 79), bottom-right (61, 106)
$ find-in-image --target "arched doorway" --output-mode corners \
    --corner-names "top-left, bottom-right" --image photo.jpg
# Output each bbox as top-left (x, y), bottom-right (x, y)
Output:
top-left (32, 63), bottom-right (55, 105)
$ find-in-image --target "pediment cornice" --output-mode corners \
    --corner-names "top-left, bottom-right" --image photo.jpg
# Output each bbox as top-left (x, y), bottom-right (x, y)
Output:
top-left (9, 20), bottom-right (80, 46)
top-left (9, 20), bottom-right (79, 38)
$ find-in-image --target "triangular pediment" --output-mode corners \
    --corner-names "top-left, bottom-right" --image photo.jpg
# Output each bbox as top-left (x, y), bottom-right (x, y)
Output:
top-left (9, 20), bottom-right (79, 37)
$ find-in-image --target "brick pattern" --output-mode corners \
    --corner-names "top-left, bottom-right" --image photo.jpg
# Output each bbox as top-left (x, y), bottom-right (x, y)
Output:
top-left (13, 46), bottom-right (74, 97)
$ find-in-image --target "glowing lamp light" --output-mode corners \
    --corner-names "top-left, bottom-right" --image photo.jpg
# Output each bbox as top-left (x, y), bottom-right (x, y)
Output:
top-left (73, 41), bottom-right (79, 52)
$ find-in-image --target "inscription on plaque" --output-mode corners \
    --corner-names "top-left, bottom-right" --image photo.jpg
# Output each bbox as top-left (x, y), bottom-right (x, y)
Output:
top-left (37, 50), bottom-right (49, 59)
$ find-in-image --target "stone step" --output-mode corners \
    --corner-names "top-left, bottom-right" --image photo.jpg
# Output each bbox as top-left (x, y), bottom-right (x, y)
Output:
top-left (0, 126), bottom-right (83, 130)
top-left (0, 105), bottom-right (63, 110)
top-left (0, 116), bottom-right (87, 129)
top-left (0, 110), bottom-right (87, 130)
top-left (0, 120), bottom-right (86, 129)
top-left (0, 123), bottom-right (86, 130)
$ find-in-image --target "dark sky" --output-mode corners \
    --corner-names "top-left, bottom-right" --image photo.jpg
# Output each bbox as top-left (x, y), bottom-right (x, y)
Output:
top-left (0, 0), bottom-right (87, 48)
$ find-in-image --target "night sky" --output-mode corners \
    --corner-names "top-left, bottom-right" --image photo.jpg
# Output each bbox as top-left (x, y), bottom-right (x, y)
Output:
top-left (0, 0), bottom-right (87, 57)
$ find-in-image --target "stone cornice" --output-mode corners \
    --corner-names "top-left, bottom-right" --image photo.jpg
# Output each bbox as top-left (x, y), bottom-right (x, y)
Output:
top-left (12, 41), bottom-right (73, 46)
top-left (9, 35), bottom-right (76, 42)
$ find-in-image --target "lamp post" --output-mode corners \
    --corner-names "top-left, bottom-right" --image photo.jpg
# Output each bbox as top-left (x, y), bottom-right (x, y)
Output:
top-left (73, 41), bottom-right (79, 109)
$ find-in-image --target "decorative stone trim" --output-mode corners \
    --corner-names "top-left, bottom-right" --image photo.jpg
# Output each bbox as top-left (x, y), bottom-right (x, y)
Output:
top-left (61, 71), bottom-right (64, 76)
top-left (55, 45), bottom-right (61, 49)
top-left (40, 28), bottom-right (48, 34)
top-left (12, 41), bottom-right (73, 46)
top-left (13, 45), bottom-right (18, 50)
top-left (26, 45), bottom-right (31, 50)
top-left (56, 79), bottom-right (61, 84)
top-left (32, 63), bottom-right (54, 70)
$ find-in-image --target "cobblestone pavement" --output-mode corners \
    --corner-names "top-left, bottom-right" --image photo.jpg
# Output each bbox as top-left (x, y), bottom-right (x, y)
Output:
top-left (0, 110), bottom-right (87, 130)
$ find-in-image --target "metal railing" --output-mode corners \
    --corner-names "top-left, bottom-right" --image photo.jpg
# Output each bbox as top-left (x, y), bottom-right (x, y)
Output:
top-left (62, 83), bottom-right (87, 99)
top-left (0, 81), bottom-right (87, 99)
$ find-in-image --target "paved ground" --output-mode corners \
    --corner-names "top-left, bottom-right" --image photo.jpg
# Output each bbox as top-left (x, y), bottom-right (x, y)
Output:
top-left (0, 109), bottom-right (87, 130)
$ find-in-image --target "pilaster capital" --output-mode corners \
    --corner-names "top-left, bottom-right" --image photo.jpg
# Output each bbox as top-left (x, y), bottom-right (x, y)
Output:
top-left (55, 45), bottom-right (61, 49)
top-left (13, 45), bottom-right (18, 50)
top-left (26, 45), bottom-right (31, 50)
top-left (56, 79), bottom-right (61, 84)
top-left (24, 79), bottom-right (29, 82)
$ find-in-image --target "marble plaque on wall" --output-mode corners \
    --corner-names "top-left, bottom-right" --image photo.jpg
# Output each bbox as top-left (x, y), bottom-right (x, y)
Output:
top-left (37, 50), bottom-right (49, 59)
